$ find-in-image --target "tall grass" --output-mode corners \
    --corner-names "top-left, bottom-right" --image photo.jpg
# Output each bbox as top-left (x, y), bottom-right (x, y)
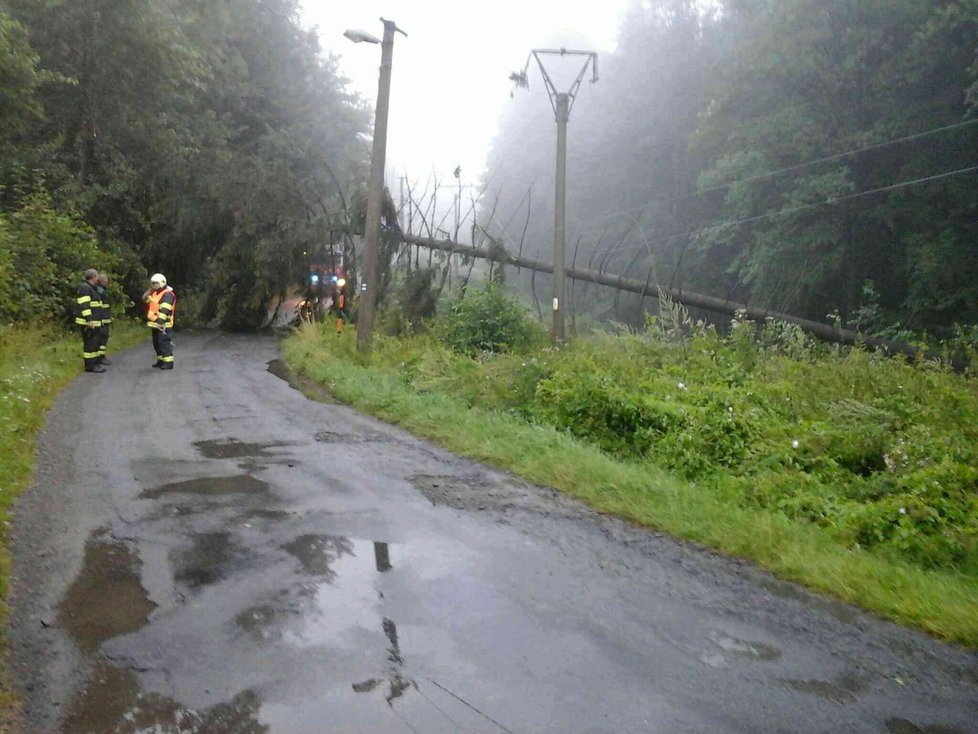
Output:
top-left (283, 323), bottom-right (978, 646)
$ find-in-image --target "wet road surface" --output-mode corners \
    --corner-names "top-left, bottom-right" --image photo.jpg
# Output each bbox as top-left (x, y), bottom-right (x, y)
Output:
top-left (8, 333), bottom-right (978, 733)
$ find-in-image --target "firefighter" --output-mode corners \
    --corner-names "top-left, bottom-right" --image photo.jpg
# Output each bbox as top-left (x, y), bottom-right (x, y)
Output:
top-left (74, 268), bottom-right (104, 373)
top-left (142, 273), bottom-right (176, 369)
top-left (95, 273), bottom-right (112, 366)
top-left (330, 278), bottom-right (349, 335)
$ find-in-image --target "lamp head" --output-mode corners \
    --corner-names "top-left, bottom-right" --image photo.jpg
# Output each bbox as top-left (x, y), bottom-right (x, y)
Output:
top-left (343, 29), bottom-right (380, 44)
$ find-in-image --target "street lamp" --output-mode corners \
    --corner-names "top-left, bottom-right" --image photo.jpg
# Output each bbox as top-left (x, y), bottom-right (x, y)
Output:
top-left (511, 49), bottom-right (598, 345)
top-left (345, 18), bottom-right (407, 353)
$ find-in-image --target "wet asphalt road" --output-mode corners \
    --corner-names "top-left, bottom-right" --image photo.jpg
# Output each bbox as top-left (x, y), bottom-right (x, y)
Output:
top-left (8, 333), bottom-right (978, 733)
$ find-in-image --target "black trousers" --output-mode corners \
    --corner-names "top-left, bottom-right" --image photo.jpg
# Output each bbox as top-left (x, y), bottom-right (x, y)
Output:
top-left (82, 327), bottom-right (101, 370)
top-left (152, 328), bottom-right (174, 366)
top-left (98, 325), bottom-right (110, 358)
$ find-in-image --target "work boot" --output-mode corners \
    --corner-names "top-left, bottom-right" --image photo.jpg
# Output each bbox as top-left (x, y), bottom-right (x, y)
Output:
top-left (85, 366), bottom-right (106, 373)
top-left (159, 364), bottom-right (174, 370)
top-left (152, 362), bottom-right (163, 368)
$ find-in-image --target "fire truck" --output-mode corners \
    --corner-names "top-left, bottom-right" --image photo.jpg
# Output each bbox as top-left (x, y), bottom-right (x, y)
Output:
top-left (298, 250), bottom-right (348, 322)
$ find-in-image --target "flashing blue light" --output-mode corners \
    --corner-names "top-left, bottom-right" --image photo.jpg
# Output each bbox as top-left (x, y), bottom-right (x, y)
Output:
top-left (310, 274), bottom-right (320, 284)
top-left (331, 275), bottom-right (338, 282)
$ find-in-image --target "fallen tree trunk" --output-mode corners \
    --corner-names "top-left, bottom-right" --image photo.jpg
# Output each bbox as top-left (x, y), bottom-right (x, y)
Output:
top-left (400, 232), bottom-right (941, 363)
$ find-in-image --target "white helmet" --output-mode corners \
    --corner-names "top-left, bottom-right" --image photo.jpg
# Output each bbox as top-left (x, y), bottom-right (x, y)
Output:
top-left (150, 273), bottom-right (167, 287)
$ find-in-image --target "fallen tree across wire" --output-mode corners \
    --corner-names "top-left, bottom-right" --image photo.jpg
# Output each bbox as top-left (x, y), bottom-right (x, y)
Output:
top-left (398, 231), bottom-right (948, 365)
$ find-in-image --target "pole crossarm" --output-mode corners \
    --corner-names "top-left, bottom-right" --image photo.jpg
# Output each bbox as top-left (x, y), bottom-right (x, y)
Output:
top-left (514, 48), bottom-right (599, 119)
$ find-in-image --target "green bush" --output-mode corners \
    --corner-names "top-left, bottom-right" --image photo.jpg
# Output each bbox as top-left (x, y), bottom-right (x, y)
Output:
top-left (432, 283), bottom-right (545, 355)
top-left (534, 369), bottom-right (685, 456)
top-left (0, 195), bottom-right (133, 324)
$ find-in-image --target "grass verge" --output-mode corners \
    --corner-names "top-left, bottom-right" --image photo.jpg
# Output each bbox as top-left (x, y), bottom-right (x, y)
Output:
top-left (0, 321), bottom-right (146, 728)
top-left (283, 324), bottom-right (978, 648)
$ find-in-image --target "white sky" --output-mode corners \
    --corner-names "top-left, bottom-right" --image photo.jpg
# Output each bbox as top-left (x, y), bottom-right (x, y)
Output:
top-left (300, 0), bottom-right (631, 189)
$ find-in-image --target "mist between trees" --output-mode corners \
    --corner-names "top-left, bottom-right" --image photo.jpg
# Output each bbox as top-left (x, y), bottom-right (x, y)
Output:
top-left (478, 0), bottom-right (978, 339)
top-left (1, 0), bottom-right (976, 341)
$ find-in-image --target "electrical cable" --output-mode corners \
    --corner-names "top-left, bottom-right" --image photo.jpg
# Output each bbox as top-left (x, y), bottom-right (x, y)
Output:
top-left (599, 162), bottom-right (978, 259)
top-left (592, 117), bottom-right (978, 221)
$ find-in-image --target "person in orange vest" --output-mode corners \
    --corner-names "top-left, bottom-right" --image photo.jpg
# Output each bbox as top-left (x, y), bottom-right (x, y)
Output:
top-left (330, 278), bottom-right (349, 335)
top-left (142, 273), bottom-right (176, 369)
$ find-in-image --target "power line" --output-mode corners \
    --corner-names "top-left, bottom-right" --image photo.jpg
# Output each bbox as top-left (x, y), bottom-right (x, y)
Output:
top-left (592, 117), bottom-right (978, 222)
top-left (600, 163), bottom-right (978, 259)
top-left (481, 117), bottom-right (978, 258)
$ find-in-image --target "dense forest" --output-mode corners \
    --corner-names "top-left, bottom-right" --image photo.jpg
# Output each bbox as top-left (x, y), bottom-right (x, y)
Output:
top-left (484, 0), bottom-right (978, 336)
top-left (0, 0), bottom-right (367, 329)
top-left (3, 0), bottom-right (976, 336)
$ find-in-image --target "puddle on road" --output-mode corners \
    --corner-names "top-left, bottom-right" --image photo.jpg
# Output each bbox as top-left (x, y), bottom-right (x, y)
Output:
top-left (266, 358), bottom-right (296, 386)
top-left (779, 674), bottom-right (865, 703)
top-left (234, 538), bottom-right (398, 650)
top-left (267, 359), bottom-right (337, 404)
top-left (141, 475), bottom-right (269, 500)
top-left (352, 617), bottom-right (414, 705)
top-left (57, 533), bottom-right (156, 653)
top-left (282, 534), bottom-right (357, 580)
top-left (173, 531), bottom-right (243, 589)
top-left (707, 630), bottom-right (781, 661)
top-left (194, 439), bottom-right (278, 460)
top-left (234, 584), bottom-right (318, 643)
top-left (63, 663), bottom-right (267, 733)
top-left (885, 718), bottom-right (965, 734)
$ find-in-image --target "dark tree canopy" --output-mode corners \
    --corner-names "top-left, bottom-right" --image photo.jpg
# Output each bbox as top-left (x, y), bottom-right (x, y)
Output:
top-left (0, 0), bottom-right (368, 328)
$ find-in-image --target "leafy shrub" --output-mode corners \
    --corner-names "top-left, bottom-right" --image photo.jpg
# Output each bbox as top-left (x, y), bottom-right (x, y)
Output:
top-left (432, 283), bottom-right (545, 355)
top-left (534, 369), bottom-right (685, 455)
top-left (0, 195), bottom-right (132, 324)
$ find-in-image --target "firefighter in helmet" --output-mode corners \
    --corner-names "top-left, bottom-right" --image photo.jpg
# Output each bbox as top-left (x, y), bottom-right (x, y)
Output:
top-left (142, 273), bottom-right (176, 369)
top-left (330, 278), bottom-right (349, 335)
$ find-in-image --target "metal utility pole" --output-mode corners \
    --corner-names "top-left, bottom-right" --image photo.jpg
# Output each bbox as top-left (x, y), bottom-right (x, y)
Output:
top-left (345, 19), bottom-right (407, 353)
top-left (511, 49), bottom-right (598, 344)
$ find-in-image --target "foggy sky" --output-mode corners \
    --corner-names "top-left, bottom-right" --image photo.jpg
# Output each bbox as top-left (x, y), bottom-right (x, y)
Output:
top-left (299, 0), bottom-right (630, 189)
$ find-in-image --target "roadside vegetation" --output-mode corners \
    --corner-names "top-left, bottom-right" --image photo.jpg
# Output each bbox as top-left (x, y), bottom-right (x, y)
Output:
top-left (284, 285), bottom-right (978, 646)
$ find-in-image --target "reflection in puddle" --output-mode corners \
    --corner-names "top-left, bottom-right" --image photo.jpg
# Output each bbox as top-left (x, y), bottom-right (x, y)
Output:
top-left (142, 475), bottom-right (269, 499)
top-left (282, 534), bottom-right (356, 580)
top-left (64, 663), bottom-right (267, 733)
top-left (281, 539), bottom-right (394, 648)
top-left (352, 544), bottom-right (415, 705)
top-left (352, 617), bottom-right (415, 705)
top-left (57, 532), bottom-right (156, 653)
top-left (173, 531), bottom-right (241, 589)
top-left (885, 718), bottom-right (965, 734)
top-left (374, 541), bottom-right (391, 573)
top-left (707, 630), bottom-right (781, 660)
